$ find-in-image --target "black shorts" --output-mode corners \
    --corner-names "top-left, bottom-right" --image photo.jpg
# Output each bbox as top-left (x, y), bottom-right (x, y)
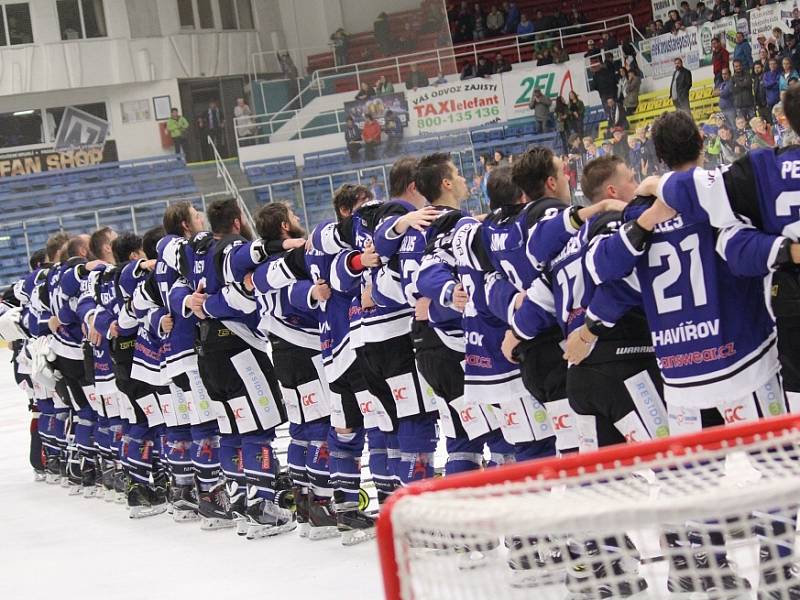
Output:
top-left (328, 359), bottom-right (372, 430)
top-left (515, 328), bottom-right (567, 403)
top-left (271, 336), bottom-right (322, 390)
top-left (567, 355), bottom-right (663, 448)
top-left (53, 355), bottom-right (89, 410)
top-left (198, 342), bottom-right (286, 435)
top-left (777, 317), bottom-right (800, 394)
top-left (359, 332), bottom-right (427, 421)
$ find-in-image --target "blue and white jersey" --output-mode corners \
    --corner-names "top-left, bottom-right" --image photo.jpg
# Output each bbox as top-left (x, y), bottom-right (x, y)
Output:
top-left (587, 195), bottom-right (779, 407)
top-left (655, 149), bottom-right (800, 277)
top-left (156, 234), bottom-right (199, 377)
top-left (416, 208), bottom-right (467, 352)
top-left (76, 265), bottom-right (116, 393)
top-left (52, 258), bottom-right (90, 360)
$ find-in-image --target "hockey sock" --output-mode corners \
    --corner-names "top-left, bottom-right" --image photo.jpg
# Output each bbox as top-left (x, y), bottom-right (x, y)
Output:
top-left (241, 432), bottom-right (277, 503)
top-left (367, 428), bottom-right (393, 499)
top-left (307, 440), bottom-right (333, 498)
top-left (287, 439), bottom-right (309, 490)
top-left (166, 426), bottom-right (194, 487)
top-left (487, 434), bottom-right (516, 468)
top-left (29, 411), bottom-right (43, 472)
top-left (513, 437), bottom-right (557, 463)
top-left (328, 428), bottom-right (365, 505)
top-left (397, 414), bottom-right (438, 484)
top-left (109, 417), bottom-right (124, 463)
top-left (220, 434), bottom-right (246, 491)
top-left (73, 407), bottom-right (96, 481)
top-left (445, 437), bottom-right (483, 476)
top-left (125, 424), bottom-right (155, 484)
top-left (191, 424), bottom-right (221, 492)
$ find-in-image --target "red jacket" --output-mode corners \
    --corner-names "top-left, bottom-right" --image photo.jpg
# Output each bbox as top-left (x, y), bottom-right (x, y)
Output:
top-left (712, 47), bottom-right (729, 75)
top-left (363, 120), bottom-right (382, 143)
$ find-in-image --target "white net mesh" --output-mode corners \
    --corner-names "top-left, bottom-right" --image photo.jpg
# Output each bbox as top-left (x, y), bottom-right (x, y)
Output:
top-left (385, 423), bottom-right (800, 600)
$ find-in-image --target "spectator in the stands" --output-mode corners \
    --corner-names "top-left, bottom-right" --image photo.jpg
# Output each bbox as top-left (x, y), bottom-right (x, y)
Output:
top-left (383, 109), bottom-right (403, 156)
top-left (786, 35), bottom-right (800, 72)
top-left (670, 57), bottom-right (693, 113)
top-left (344, 116), bottom-right (362, 162)
top-left (554, 6), bottom-right (570, 28)
top-left (662, 10), bottom-right (681, 34)
top-left (529, 88), bottom-right (552, 133)
top-left (696, 1), bottom-right (713, 24)
top-left (455, 3), bottom-right (475, 41)
top-left (680, 1), bottom-right (698, 26)
top-left (756, 48), bottom-right (770, 74)
top-left (616, 67), bottom-right (628, 105)
top-left (718, 124), bottom-right (744, 163)
top-left (394, 22), bottom-right (416, 53)
top-left (405, 63), bottom-right (429, 90)
top-left (711, 36), bottom-right (730, 86)
top-left (433, 71), bottom-right (448, 85)
top-left (602, 31), bottom-right (618, 52)
top-left (495, 53), bottom-right (512, 73)
top-left (753, 62), bottom-right (770, 122)
top-left (233, 97), bottom-right (254, 145)
top-left (582, 136), bottom-right (598, 162)
top-left (553, 45), bottom-right (570, 64)
top-left (567, 91), bottom-right (585, 138)
top-left (503, 2), bottom-right (520, 34)
top-left (610, 127), bottom-right (629, 163)
top-left (593, 59), bottom-right (618, 106)
top-left (493, 149), bottom-right (507, 165)
top-left (774, 27), bottom-right (787, 54)
top-left (331, 28), bottom-right (348, 67)
top-left (712, 0), bottom-right (730, 21)
top-left (472, 3), bottom-right (487, 40)
top-left (486, 5), bottom-right (504, 35)
top-left (585, 39), bottom-right (601, 58)
top-left (460, 60), bottom-right (476, 80)
top-left (517, 13), bottom-right (535, 43)
top-left (715, 67), bottom-right (737, 127)
top-left (369, 176), bottom-right (386, 201)
top-left (780, 57), bottom-right (800, 93)
top-left (362, 113), bottom-right (381, 161)
top-left (167, 108), bottom-right (190, 157)
top-left (554, 96), bottom-right (570, 152)
top-left (764, 57), bottom-right (782, 118)
top-left (734, 32), bottom-right (753, 70)
top-left (355, 81), bottom-right (376, 101)
top-left (628, 134), bottom-right (644, 178)
top-left (420, 2), bottom-right (445, 34)
top-left (375, 75), bottom-right (394, 95)
top-left (537, 48), bottom-right (554, 66)
top-left (374, 12), bottom-right (392, 55)
top-left (732, 58), bottom-right (756, 121)
top-left (750, 116), bottom-right (775, 148)
top-left (476, 56), bottom-right (494, 78)
top-left (606, 97), bottom-right (627, 134)
top-left (623, 67), bottom-right (642, 115)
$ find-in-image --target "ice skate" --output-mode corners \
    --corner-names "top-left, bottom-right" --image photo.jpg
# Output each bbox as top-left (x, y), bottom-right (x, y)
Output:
top-left (81, 460), bottom-right (97, 499)
top-left (66, 456), bottom-right (82, 495)
top-left (45, 456), bottom-right (60, 484)
top-left (666, 552), bottom-right (750, 599)
top-left (100, 460), bottom-right (116, 502)
top-left (113, 469), bottom-right (128, 504)
top-left (170, 484), bottom-right (200, 523)
top-left (127, 482), bottom-right (168, 519)
top-left (307, 494), bottom-right (339, 541)
top-left (335, 502), bottom-right (376, 546)
top-left (507, 536), bottom-right (566, 588)
top-left (292, 487), bottom-right (310, 538)
top-left (243, 497), bottom-right (297, 540)
top-left (33, 469), bottom-right (46, 482)
top-left (198, 481), bottom-right (236, 531)
top-left (759, 561), bottom-right (800, 600)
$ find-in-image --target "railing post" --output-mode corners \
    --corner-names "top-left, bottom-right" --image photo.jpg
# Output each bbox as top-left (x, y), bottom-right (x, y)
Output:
top-left (299, 182), bottom-right (310, 231)
top-left (94, 210), bottom-right (100, 230)
top-left (396, 57), bottom-right (401, 85)
top-left (516, 37), bottom-right (522, 63)
top-left (436, 48), bottom-right (442, 74)
top-left (355, 64), bottom-right (361, 91)
top-left (130, 205), bottom-right (137, 234)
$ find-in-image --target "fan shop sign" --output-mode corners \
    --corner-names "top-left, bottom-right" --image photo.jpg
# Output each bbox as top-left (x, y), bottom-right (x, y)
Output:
top-left (407, 80), bottom-right (503, 135)
top-left (0, 147), bottom-right (105, 177)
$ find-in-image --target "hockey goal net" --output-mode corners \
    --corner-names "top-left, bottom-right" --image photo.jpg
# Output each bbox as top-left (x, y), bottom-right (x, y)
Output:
top-left (377, 414), bottom-right (800, 600)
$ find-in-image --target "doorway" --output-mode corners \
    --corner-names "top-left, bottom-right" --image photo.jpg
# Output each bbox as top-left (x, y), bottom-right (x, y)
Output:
top-left (178, 76), bottom-right (247, 162)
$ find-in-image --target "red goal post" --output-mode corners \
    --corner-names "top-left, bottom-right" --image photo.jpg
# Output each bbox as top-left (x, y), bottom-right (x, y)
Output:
top-left (376, 413), bottom-right (800, 600)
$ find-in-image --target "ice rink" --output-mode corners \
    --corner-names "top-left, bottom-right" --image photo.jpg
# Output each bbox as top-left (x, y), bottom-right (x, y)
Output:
top-left (0, 349), bottom-right (384, 600)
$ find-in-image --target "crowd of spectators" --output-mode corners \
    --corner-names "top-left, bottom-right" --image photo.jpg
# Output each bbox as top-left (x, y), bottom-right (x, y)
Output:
top-left (448, 2), bottom-right (589, 43)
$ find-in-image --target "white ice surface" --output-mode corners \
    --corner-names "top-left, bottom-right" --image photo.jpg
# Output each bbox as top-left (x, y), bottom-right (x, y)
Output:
top-left (0, 349), bottom-right (384, 600)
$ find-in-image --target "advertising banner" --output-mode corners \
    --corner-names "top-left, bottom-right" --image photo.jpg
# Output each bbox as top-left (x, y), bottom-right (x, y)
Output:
top-left (501, 60), bottom-right (592, 120)
top-left (406, 78), bottom-right (503, 136)
top-left (698, 16), bottom-right (737, 66)
top-left (0, 148), bottom-right (108, 177)
top-left (649, 27), bottom-right (701, 78)
top-left (651, 0), bottom-right (680, 23)
top-left (342, 92), bottom-right (409, 128)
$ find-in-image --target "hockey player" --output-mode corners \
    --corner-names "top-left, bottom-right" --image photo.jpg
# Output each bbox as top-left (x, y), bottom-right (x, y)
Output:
top-left (185, 198), bottom-right (294, 539)
top-left (247, 186), bottom-right (386, 544)
top-left (232, 202), bottom-right (338, 539)
top-left (567, 111), bottom-right (787, 597)
top-left (155, 201), bottom-right (214, 522)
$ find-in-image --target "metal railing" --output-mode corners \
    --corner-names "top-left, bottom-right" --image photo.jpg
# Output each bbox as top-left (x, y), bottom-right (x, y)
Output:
top-left (207, 135), bottom-right (258, 231)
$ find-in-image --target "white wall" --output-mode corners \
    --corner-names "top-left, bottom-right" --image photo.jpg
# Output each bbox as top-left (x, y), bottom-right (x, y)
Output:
top-left (339, 0), bottom-right (422, 35)
top-left (0, 79), bottom-right (182, 160)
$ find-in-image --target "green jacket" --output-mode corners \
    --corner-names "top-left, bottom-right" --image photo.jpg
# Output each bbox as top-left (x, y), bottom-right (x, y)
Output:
top-left (166, 116), bottom-right (189, 139)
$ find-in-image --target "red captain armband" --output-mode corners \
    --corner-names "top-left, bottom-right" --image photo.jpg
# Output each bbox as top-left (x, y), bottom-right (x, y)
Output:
top-left (348, 253), bottom-right (365, 273)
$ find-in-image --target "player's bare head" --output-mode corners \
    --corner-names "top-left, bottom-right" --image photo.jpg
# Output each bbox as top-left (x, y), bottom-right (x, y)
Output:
top-left (389, 156), bottom-right (420, 199)
top-left (66, 234), bottom-right (94, 260)
top-left (486, 165), bottom-right (523, 211)
top-left (164, 201), bottom-right (205, 238)
top-left (651, 111), bottom-right (703, 169)
top-left (142, 226), bottom-right (165, 260)
top-left (254, 202), bottom-right (305, 242)
top-left (415, 152), bottom-right (463, 203)
top-left (783, 85), bottom-right (800, 134)
top-left (29, 249), bottom-right (46, 271)
top-left (89, 227), bottom-right (117, 263)
top-left (512, 146), bottom-right (569, 204)
top-left (45, 232), bottom-right (70, 263)
top-left (207, 197), bottom-right (247, 238)
top-left (112, 232), bottom-right (143, 264)
top-left (333, 184), bottom-right (372, 221)
top-left (581, 155), bottom-right (637, 204)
